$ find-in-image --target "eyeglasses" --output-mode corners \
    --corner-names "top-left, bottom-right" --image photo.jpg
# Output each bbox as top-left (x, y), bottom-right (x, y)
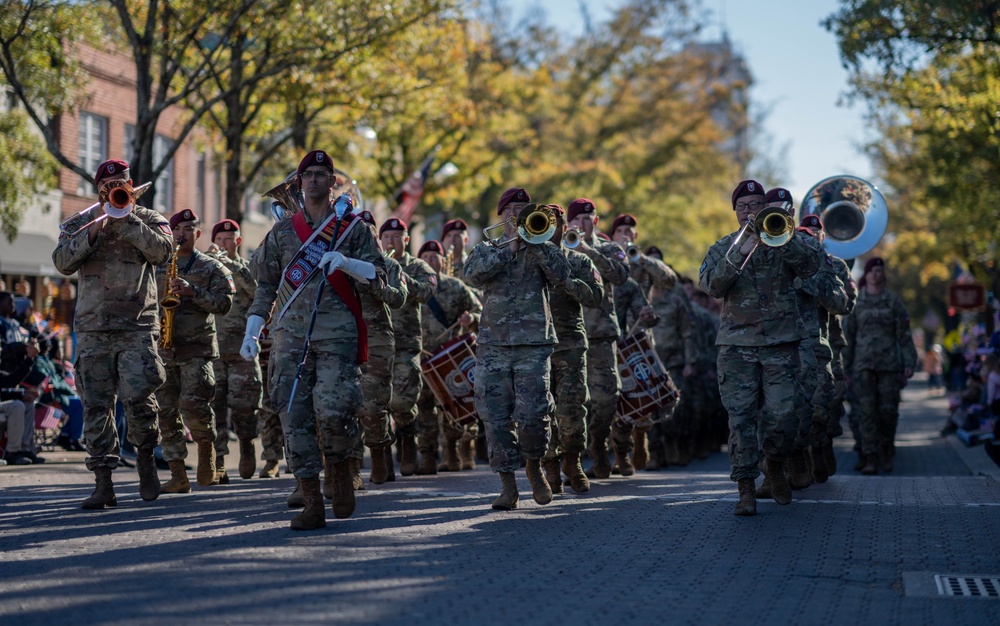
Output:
top-left (735, 201), bottom-right (763, 211)
top-left (301, 171), bottom-right (331, 180)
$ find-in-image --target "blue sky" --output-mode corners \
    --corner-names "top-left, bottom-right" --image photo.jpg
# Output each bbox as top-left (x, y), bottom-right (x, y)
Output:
top-left (505, 0), bottom-right (873, 203)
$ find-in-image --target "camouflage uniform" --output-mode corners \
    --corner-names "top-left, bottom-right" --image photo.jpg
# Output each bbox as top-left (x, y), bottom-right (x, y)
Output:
top-left (156, 250), bottom-right (234, 461)
top-left (690, 301), bottom-right (726, 446)
top-left (700, 230), bottom-right (821, 481)
top-left (416, 274), bottom-right (482, 453)
top-left (249, 209), bottom-right (386, 478)
top-left (811, 256), bottom-right (855, 446)
top-left (578, 236), bottom-right (630, 462)
top-left (464, 240), bottom-right (569, 472)
top-left (843, 288), bottom-right (918, 459)
top-left (611, 277), bottom-right (660, 454)
top-left (388, 252), bottom-right (437, 438)
top-left (356, 254), bottom-right (408, 455)
top-left (212, 253), bottom-right (262, 458)
top-left (52, 206), bottom-right (172, 470)
top-left (630, 255), bottom-right (677, 294)
top-left (544, 249), bottom-right (603, 459)
top-left (248, 250), bottom-right (283, 465)
top-left (649, 284), bottom-right (698, 463)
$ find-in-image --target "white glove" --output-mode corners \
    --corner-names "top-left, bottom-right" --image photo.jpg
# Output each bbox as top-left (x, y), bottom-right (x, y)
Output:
top-left (339, 257), bottom-right (376, 284)
top-left (321, 250), bottom-right (345, 276)
top-left (241, 315), bottom-right (266, 361)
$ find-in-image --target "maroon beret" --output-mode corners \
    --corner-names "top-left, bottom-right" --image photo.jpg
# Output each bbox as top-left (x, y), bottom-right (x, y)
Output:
top-left (296, 150), bottom-right (334, 184)
top-left (566, 198), bottom-right (597, 222)
top-left (800, 214), bottom-right (823, 230)
top-left (731, 179), bottom-right (765, 208)
top-left (497, 187), bottom-right (530, 215)
top-left (211, 219), bottom-right (240, 240)
top-left (418, 240), bottom-right (445, 256)
top-left (863, 257), bottom-right (884, 274)
top-left (95, 159), bottom-right (130, 189)
top-left (378, 217), bottom-right (408, 237)
top-left (358, 210), bottom-right (376, 226)
top-left (644, 245), bottom-right (663, 259)
top-left (596, 232), bottom-right (611, 242)
top-left (764, 187), bottom-right (794, 208)
top-left (169, 209), bottom-right (199, 229)
top-left (441, 218), bottom-right (468, 239)
top-left (609, 213), bottom-right (638, 233)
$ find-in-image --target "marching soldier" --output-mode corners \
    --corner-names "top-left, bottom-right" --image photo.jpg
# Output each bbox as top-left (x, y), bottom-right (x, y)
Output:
top-left (53, 159), bottom-right (172, 509)
top-left (380, 218), bottom-right (438, 476)
top-left (542, 206), bottom-right (603, 493)
top-left (415, 239), bottom-right (482, 473)
top-left (609, 213), bottom-right (677, 294)
top-left (247, 249), bottom-right (283, 479)
top-left (441, 218), bottom-right (474, 288)
top-left (566, 199), bottom-right (630, 479)
top-left (844, 257), bottom-right (917, 475)
top-left (243, 149), bottom-right (386, 530)
top-left (209, 219), bottom-right (262, 483)
top-left (465, 187), bottom-right (571, 509)
top-left (700, 179), bottom-right (822, 516)
top-left (156, 209), bottom-right (235, 492)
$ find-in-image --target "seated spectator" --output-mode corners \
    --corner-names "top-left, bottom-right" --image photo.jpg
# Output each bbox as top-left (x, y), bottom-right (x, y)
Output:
top-left (1, 292), bottom-right (40, 465)
top-left (941, 360), bottom-right (985, 437)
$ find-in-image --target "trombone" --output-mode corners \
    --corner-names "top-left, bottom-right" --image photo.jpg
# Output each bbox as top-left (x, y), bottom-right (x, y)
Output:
top-left (60, 181), bottom-right (152, 237)
top-left (483, 204), bottom-right (556, 248)
top-left (724, 206), bottom-right (795, 272)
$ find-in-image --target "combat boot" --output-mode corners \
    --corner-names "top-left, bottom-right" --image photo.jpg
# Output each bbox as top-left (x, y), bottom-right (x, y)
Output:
top-left (417, 449), bottom-right (438, 475)
top-left (287, 479), bottom-right (305, 508)
top-left (259, 459), bottom-right (280, 478)
top-left (323, 458), bottom-right (334, 500)
top-left (810, 445), bottom-right (830, 483)
top-left (879, 444), bottom-right (894, 473)
top-left (853, 450), bottom-right (866, 472)
top-left (369, 445), bottom-right (389, 484)
top-left (289, 477), bottom-right (326, 531)
top-left (491, 471), bottom-right (519, 510)
top-left (196, 441), bottom-right (216, 487)
top-left (161, 460), bottom-right (191, 494)
top-left (351, 457), bottom-right (365, 491)
top-left (734, 478), bottom-right (756, 516)
top-left (766, 458), bottom-right (792, 505)
top-left (399, 434), bottom-right (418, 476)
top-left (824, 443), bottom-right (837, 476)
top-left (439, 438), bottom-right (461, 472)
top-left (136, 446), bottom-right (160, 502)
top-left (214, 456), bottom-right (230, 485)
top-left (562, 453), bottom-right (590, 493)
top-left (383, 445), bottom-right (396, 482)
top-left (587, 441), bottom-right (611, 479)
top-left (459, 437), bottom-right (476, 470)
top-left (330, 458), bottom-right (356, 519)
top-left (614, 444), bottom-right (636, 477)
top-left (238, 438), bottom-right (256, 479)
top-left (81, 467), bottom-right (117, 510)
top-left (542, 458), bottom-right (563, 495)
top-left (861, 454), bottom-right (878, 475)
top-left (756, 473), bottom-right (773, 499)
top-left (525, 458), bottom-right (553, 505)
top-left (787, 448), bottom-right (812, 490)
top-left (632, 429), bottom-right (649, 471)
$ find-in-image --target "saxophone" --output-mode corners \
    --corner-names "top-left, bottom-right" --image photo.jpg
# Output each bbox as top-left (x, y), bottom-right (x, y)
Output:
top-left (159, 243), bottom-right (182, 349)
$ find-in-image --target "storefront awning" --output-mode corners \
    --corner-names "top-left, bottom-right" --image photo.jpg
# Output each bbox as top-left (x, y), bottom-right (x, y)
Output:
top-left (0, 232), bottom-right (61, 277)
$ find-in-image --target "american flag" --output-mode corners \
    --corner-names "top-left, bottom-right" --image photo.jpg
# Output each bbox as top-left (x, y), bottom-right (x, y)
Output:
top-left (35, 404), bottom-right (62, 430)
top-left (392, 147), bottom-right (439, 223)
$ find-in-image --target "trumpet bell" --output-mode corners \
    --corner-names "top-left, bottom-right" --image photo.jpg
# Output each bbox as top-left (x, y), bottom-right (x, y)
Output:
top-left (563, 228), bottom-right (583, 249)
top-left (755, 207), bottom-right (795, 247)
top-left (517, 204), bottom-right (556, 244)
top-left (800, 175), bottom-right (887, 259)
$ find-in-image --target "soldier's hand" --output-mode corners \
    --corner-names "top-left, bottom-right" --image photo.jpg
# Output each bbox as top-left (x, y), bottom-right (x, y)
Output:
top-left (639, 305), bottom-right (657, 325)
top-left (459, 311), bottom-right (474, 328)
top-left (739, 232), bottom-right (759, 256)
top-left (241, 315), bottom-right (265, 361)
top-left (171, 278), bottom-right (195, 297)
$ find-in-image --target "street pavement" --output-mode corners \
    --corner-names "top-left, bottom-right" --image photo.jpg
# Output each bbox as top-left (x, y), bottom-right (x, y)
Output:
top-left (2, 375), bottom-right (999, 625)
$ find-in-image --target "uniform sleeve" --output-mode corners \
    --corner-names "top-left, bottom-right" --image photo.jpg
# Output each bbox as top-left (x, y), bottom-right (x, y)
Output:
top-left (248, 229), bottom-right (281, 320)
top-left (700, 239), bottom-right (740, 299)
top-left (775, 231), bottom-right (820, 279)
top-left (843, 311), bottom-right (857, 373)
top-left (584, 243), bottom-right (629, 286)
top-left (192, 260), bottom-right (235, 315)
top-left (678, 292), bottom-right (698, 367)
top-left (119, 210), bottom-right (173, 266)
top-left (562, 254), bottom-right (604, 308)
top-left (816, 263), bottom-right (851, 316)
top-left (636, 256), bottom-right (677, 290)
top-left (464, 243), bottom-right (513, 287)
top-left (835, 259), bottom-right (857, 314)
top-left (627, 280), bottom-right (657, 328)
top-left (460, 283), bottom-right (483, 332)
top-left (534, 242), bottom-right (571, 288)
top-left (403, 257), bottom-right (437, 305)
top-left (53, 227), bottom-right (100, 276)
top-left (221, 256), bottom-right (257, 302)
top-left (374, 259), bottom-right (409, 309)
top-left (895, 296), bottom-right (918, 371)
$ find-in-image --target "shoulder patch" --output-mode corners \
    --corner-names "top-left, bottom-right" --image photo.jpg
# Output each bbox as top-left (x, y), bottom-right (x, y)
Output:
top-left (158, 223), bottom-right (172, 235)
top-left (226, 275), bottom-right (235, 291)
top-left (593, 269), bottom-right (602, 283)
top-left (429, 274), bottom-right (438, 287)
top-left (616, 250), bottom-right (626, 261)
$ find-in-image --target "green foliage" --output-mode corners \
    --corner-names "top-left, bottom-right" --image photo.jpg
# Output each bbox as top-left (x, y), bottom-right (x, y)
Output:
top-left (0, 109), bottom-right (59, 241)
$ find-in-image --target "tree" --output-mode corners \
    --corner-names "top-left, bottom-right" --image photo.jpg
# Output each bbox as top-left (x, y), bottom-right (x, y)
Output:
top-left (0, 108), bottom-right (60, 241)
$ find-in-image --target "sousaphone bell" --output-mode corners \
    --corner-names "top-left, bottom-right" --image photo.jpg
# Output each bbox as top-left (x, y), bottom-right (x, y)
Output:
top-left (800, 175), bottom-right (887, 259)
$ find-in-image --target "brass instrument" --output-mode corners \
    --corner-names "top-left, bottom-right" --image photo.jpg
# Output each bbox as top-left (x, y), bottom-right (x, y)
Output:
top-left (563, 228), bottom-right (584, 249)
top-left (626, 241), bottom-right (641, 263)
top-left (442, 245), bottom-right (455, 276)
top-left (800, 175), bottom-right (887, 259)
top-left (159, 243), bottom-right (182, 350)
top-left (261, 171), bottom-right (301, 221)
top-left (724, 206), bottom-right (796, 272)
top-left (385, 248), bottom-right (396, 259)
top-left (60, 181), bottom-right (152, 237)
top-left (483, 204), bottom-right (557, 247)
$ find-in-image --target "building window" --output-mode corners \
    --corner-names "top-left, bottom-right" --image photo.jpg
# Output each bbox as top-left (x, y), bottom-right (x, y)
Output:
top-left (77, 112), bottom-right (107, 196)
top-left (153, 134), bottom-right (175, 214)
top-left (196, 151), bottom-right (206, 215)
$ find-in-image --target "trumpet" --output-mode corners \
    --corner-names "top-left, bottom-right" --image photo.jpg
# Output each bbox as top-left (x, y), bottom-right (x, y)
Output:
top-left (724, 206), bottom-right (795, 272)
top-left (563, 228), bottom-right (584, 249)
top-left (625, 241), bottom-right (641, 263)
top-left (483, 204), bottom-right (556, 248)
top-left (60, 181), bottom-right (152, 238)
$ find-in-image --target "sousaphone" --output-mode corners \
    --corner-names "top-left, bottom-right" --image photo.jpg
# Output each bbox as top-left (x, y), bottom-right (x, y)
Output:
top-left (800, 175), bottom-right (887, 259)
